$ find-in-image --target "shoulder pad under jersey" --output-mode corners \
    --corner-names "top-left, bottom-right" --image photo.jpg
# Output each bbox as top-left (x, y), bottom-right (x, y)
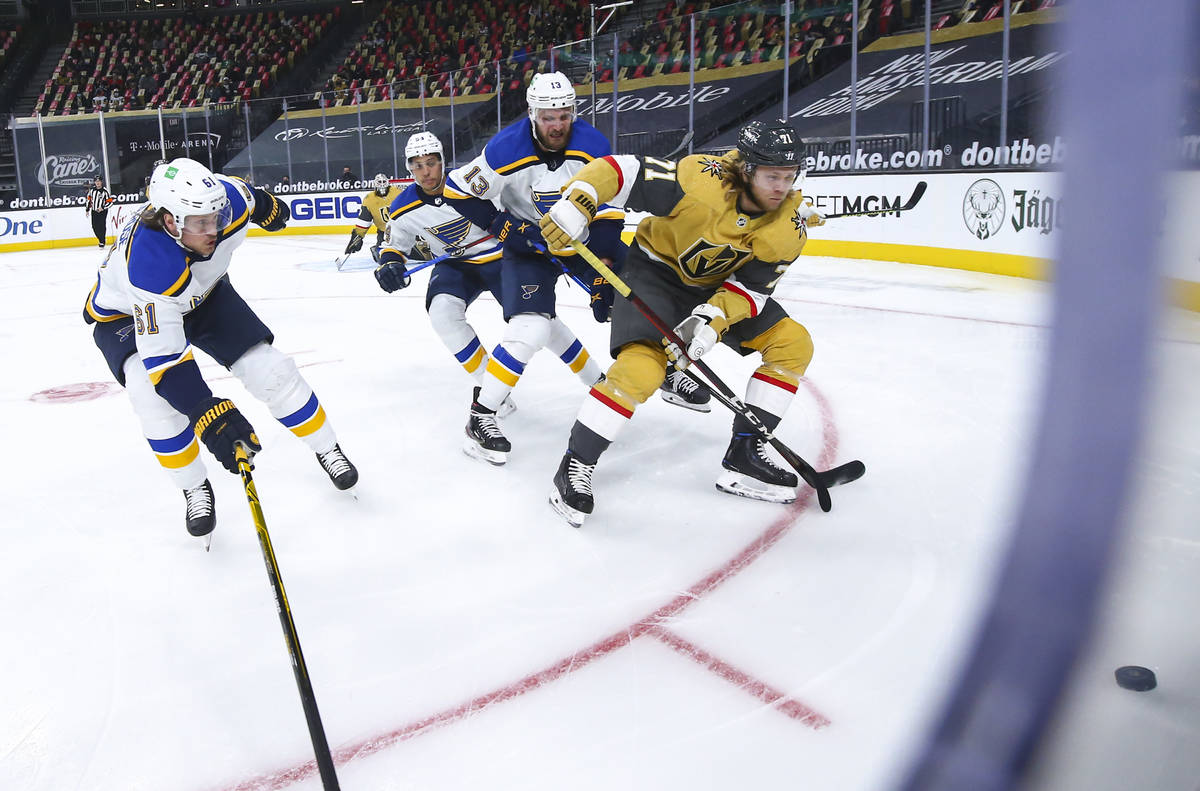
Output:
top-left (388, 183), bottom-right (425, 219)
top-left (127, 227), bottom-right (193, 297)
top-left (483, 121), bottom-right (539, 174)
top-left (752, 192), bottom-right (811, 263)
top-left (676, 153), bottom-right (732, 202)
top-left (562, 119), bottom-right (612, 162)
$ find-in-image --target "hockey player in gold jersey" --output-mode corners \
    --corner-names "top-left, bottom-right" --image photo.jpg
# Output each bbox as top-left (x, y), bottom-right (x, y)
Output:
top-left (539, 119), bottom-right (826, 526)
top-left (344, 174), bottom-right (402, 262)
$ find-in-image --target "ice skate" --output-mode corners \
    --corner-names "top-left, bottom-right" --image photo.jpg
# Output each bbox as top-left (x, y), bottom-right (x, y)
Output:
top-left (659, 365), bottom-right (711, 412)
top-left (497, 393), bottom-right (517, 418)
top-left (316, 443), bottom-right (358, 490)
top-left (464, 387), bottom-right (510, 465)
top-left (183, 479), bottom-right (216, 550)
top-left (549, 452), bottom-right (595, 527)
top-left (715, 433), bottom-right (798, 504)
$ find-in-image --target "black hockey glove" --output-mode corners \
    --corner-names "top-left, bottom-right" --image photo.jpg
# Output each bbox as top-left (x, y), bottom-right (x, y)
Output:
top-left (489, 211), bottom-right (545, 253)
top-left (374, 262), bottom-right (411, 293)
top-left (345, 231), bottom-right (364, 255)
top-left (189, 397), bottom-right (261, 474)
top-left (589, 276), bottom-right (616, 323)
top-left (252, 190), bottom-right (289, 231)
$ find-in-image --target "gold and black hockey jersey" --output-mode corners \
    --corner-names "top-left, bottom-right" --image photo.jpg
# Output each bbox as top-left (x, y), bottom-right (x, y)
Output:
top-left (564, 152), bottom-right (811, 328)
top-left (353, 186), bottom-right (404, 236)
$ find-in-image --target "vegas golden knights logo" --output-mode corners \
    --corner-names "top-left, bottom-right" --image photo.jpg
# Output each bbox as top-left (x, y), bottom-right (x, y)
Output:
top-left (677, 238), bottom-right (752, 281)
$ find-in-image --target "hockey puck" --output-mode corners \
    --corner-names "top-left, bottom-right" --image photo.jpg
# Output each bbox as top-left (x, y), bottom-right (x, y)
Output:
top-left (1114, 665), bottom-right (1157, 691)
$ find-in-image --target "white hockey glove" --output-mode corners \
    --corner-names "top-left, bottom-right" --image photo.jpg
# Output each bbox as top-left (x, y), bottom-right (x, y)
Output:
top-left (540, 182), bottom-right (598, 250)
top-left (672, 303), bottom-right (725, 364)
top-left (797, 201), bottom-right (825, 227)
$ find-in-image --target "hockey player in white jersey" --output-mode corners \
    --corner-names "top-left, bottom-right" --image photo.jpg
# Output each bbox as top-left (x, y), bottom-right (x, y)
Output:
top-left (83, 158), bottom-right (358, 546)
top-left (442, 71), bottom-right (626, 464)
top-left (374, 132), bottom-right (604, 461)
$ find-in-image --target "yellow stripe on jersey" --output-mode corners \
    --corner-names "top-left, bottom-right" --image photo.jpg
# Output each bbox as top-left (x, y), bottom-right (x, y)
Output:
top-left (461, 345), bottom-right (486, 375)
top-left (161, 264), bottom-right (192, 297)
top-left (485, 357), bottom-right (521, 387)
top-left (567, 348), bottom-right (591, 374)
top-left (156, 439), bottom-right (200, 469)
top-left (389, 199), bottom-right (422, 220)
top-left (495, 155), bottom-right (541, 175)
top-left (147, 348), bottom-right (195, 386)
top-left (288, 405), bottom-right (327, 438)
top-left (464, 250), bottom-right (503, 264)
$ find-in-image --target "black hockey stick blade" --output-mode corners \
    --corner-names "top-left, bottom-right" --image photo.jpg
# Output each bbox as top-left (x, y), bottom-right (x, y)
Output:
top-left (817, 459), bottom-right (866, 489)
top-left (665, 129), bottom-right (695, 159)
top-left (771, 438), bottom-right (832, 512)
top-left (823, 180), bottom-right (927, 219)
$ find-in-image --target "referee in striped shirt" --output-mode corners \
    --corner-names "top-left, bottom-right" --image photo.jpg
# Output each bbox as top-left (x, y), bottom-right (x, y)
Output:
top-left (84, 176), bottom-right (113, 247)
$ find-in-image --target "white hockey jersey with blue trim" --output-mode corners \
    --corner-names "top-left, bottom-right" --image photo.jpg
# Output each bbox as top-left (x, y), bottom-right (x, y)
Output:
top-left (381, 184), bottom-right (503, 264)
top-left (443, 117), bottom-right (624, 226)
top-left (83, 175), bottom-right (256, 384)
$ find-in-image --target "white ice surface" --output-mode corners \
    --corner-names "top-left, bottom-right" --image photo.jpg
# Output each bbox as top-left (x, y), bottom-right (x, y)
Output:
top-left (0, 236), bottom-right (1195, 791)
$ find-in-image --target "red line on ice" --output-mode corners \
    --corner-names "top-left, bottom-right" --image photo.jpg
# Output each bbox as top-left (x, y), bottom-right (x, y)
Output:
top-left (213, 378), bottom-right (842, 791)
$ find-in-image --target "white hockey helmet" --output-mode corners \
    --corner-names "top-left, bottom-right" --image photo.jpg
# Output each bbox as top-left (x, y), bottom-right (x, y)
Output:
top-left (404, 131), bottom-right (444, 171)
top-left (526, 71), bottom-right (576, 120)
top-left (148, 158), bottom-right (231, 236)
top-left (372, 173), bottom-right (390, 192)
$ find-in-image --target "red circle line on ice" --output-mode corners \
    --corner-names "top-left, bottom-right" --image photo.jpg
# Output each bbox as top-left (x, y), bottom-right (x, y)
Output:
top-left (212, 377), bottom-right (843, 791)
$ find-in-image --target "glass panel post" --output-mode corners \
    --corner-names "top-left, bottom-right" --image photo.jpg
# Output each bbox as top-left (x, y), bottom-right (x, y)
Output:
top-left (157, 106), bottom-right (166, 162)
top-left (283, 97), bottom-right (293, 182)
top-left (98, 110), bottom-right (112, 186)
top-left (243, 102), bottom-right (255, 183)
top-left (35, 112), bottom-right (49, 202)
top-left (1000, 0), bottom-right (1011, 150)
top-left (320, 95), bottom-right (330, 183)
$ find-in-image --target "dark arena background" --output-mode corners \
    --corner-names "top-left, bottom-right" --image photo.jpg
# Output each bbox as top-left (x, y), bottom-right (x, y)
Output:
top-left (0, 1), bottom-right (1197, 790)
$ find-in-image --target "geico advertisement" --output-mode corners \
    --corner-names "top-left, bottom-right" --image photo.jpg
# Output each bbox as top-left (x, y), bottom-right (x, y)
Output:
top-left (804, 171), bottom-right (1063, 261)
top-left (278, 192), bottom-right (364, 226)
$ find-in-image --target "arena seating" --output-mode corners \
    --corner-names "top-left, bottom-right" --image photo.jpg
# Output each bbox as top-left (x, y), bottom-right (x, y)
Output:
top-left (0, 26), bottom-right (17, 73)
top-left (33, 8), bottom-right (334, 116)
top-left (320, 0), bottom-right (589, 105)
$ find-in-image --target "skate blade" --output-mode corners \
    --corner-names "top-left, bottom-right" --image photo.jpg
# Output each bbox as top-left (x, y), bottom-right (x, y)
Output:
top-left (548, 489), bottom-right (587, 527)
top-left (659, 390), bottom-right (712, 413)
top-left (462, 436), bottom-right (508, 466)
top-left (715, 471), bottom-right (796, 504)
top-left (201, 532), bottom-right (213, 551)
top-left (497, 397), bottom-right (518, 419)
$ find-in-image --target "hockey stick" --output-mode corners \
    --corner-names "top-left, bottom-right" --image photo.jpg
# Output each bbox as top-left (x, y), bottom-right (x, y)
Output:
top-left (664, 129), bottom-right (695, 159)
top-left (820, 180), bottom-right (927, 219)
top-left (569, 242), bottom-right (864, 511)
top-left (234, 445), bottom-right (341, 791)
top-left (398, 234), bottom-right (498, 278)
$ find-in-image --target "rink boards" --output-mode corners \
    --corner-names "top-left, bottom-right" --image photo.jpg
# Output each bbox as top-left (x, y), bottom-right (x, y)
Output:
top-left (2, 170), bottom-right (1197, 309)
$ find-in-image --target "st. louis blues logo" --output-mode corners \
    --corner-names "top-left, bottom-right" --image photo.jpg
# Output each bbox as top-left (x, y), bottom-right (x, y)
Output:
top-left (425, 216), bottom-right (476, 256)
top-left (521, 284), bottom-right (540, 299)
top-left (530, 188), bottom-right (564, 217)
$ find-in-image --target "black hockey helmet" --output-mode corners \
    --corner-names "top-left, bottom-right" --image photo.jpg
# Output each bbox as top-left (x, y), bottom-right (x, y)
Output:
top-left (737, 119), bottom-right (801, 168)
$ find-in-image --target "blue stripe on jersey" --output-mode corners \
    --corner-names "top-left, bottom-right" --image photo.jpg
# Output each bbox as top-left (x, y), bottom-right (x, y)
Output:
top-left (147, 425), bottom-right (196, 454)
top-left (279, 393), bottom-right (319, 428)
top-left (559, 339), bottom-right (583, 364)
top-left (491, 344), bottom-right (526, 375)
top-left (143, 351), bottom-right (184, 370)
top-left (454, 336), bottom-right (482, 363)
